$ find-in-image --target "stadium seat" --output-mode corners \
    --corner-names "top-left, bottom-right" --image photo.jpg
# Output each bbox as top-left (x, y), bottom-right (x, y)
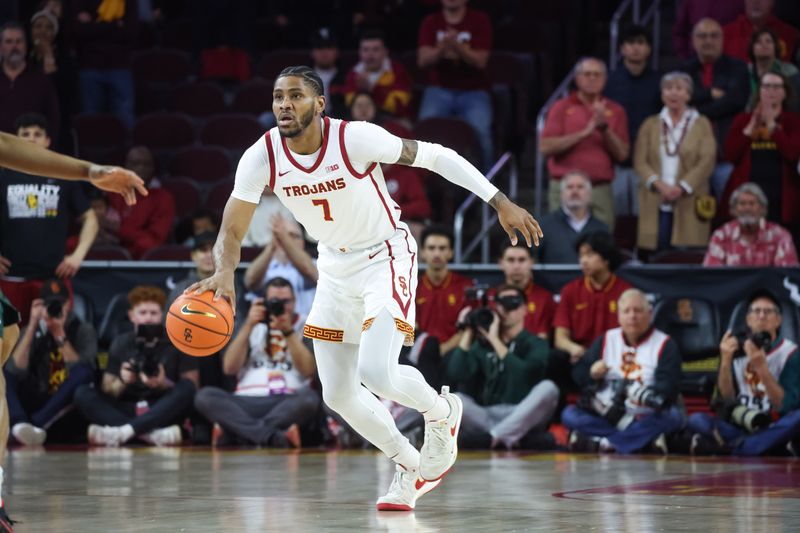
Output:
top-left (132, 48), bottom-right (193, 86)
top-left (200, 46), bottom-right (252, 82)
top-left (72, 114), bottom-right (128, 149)
top-left (653, 296), bottom-right (721, 362)
top-left (140, 245), bottom-right (193, 261)
top-left (168, 82), bottom-right (227, 117)
top-left (168, 146), bottom-right (231, 183)
top-left (97, 292), bottom-right (134, 348)
top-left (413, 117), bottom-right (481, 168)
top-left (232, 79), bottom-right (273, 114)
top-left (200, 113), bottom-right (263, 152)
top-left (487, 51), bottom-right (530, 150)
top-left (205, 179), bottom-right (234, 213)
top-left (133, 112), bottom-right (195, 149)
top-left (241, 247), bottom-right (262, 262)
top-left (259, 50), bottom-right (311, 79)
top-left (650, 249), bottom-right (707, 265)
top-left (72, 290), bottom-right (95, 326)
top-left (727, 298), bottom-right (800, 343)
top-left (162, 177), bottom-right (201, 219)
top-left (85, 246), bottom-right (133, 261)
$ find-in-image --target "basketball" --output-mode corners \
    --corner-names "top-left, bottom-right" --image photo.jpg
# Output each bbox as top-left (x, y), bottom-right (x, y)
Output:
top-left (166, 291), bottom-right (233, 357)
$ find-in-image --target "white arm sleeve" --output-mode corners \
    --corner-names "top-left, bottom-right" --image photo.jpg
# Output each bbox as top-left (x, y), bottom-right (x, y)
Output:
top-left (344, 120), bottom-right (499, 203)
top-left (231, 137), bottom-right (269, 204)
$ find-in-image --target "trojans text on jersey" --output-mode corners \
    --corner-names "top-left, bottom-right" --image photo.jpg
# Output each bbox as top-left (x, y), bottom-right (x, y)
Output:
top-left (281, 177), bottom-right (346, 198)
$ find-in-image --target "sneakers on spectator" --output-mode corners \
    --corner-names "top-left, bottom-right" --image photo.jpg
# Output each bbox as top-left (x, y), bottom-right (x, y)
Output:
top-left (12, 423), bottom-right (46, 447)
top-left (88, 425), bottom-right (124, 447)
top-left (568, 431), bottom-right (600, 453)
top-left (419, 386), bottom-right (462, 481)
top-left (376, 465), bottom-right (442, 511)
top-left (142, 425), bottom-right (182, 447)
top-left (0, 506), bottom-right (15, 532)
top-left (650, 433), bottom-right (668, 455)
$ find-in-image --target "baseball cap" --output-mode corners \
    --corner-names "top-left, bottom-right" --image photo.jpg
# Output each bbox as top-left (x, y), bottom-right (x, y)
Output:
top-left (40, 278), bottom-right (69, 302)
top-left (192, 231), bottom-right (217, 251)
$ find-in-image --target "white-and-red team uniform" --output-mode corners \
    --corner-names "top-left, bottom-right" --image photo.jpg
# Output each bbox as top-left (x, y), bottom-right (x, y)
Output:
top-left (232, 117), bottom-right (429, 346)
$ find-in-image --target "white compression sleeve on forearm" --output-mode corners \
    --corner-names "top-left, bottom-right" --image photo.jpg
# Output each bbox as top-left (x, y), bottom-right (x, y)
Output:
top-left (411, 141), bottom-right (500, 203)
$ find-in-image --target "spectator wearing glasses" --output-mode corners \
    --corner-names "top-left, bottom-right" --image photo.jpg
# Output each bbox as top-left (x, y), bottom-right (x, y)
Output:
top-left (745, 27), bottom-right (800, 113)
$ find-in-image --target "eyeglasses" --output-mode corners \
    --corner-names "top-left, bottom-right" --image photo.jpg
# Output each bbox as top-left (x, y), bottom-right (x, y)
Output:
top-left (694, 32), bottom-right (722, 39)
top-left (748, 307), bottom-right (779, 316)
top-left (578, 71), bottom-right (605, 78)
top-left (761, 83), bottom-right (785, 90)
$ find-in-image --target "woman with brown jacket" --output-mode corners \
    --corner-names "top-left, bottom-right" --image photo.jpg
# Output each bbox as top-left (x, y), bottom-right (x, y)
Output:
top-left (635, 71), bottom-right (717, 252)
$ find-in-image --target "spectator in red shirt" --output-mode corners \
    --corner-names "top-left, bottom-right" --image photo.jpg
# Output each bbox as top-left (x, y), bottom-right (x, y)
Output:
top-left (722, 71), bottom-right (800, 235)
top-left (724, 0), bottom-right (799, 63)
top-left (704, 182), bottom-right (798, 266)
top-left (491, 244), bottom-right (555, 341)
top-left (0, 22), bottom-right (60, 139)
top-left (672, 0), bottom-right (744, 59)
top-left (540, 58), bottom-right (630, 230)
top-left (554, 232), bottom-right (632, 364)
top-left (417, 0), bottom-right (494, 170)
top-left (108, 146), bottom-right (176, 259)
top-left (416, 225), bottom-right (474, 356)
top-left (343, 30), bottom-right (412, 121)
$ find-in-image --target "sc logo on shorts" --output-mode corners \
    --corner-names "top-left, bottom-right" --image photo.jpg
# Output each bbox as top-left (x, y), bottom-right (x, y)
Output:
top-left (398, 276), bottom-right (408, 297)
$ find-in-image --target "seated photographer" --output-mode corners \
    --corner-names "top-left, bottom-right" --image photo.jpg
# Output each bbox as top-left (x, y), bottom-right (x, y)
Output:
top-left (74, 286), bottom-right (198, 447)
top-left (5, 279), bottom-right (95, 446)
top-left (563, 289), bottom-right (683, 453)
top-left (446, 285), bottom-right (559, 450)
top-left (686, 290), bottom-right (800, 456)
top-left (194, 277), bottom-right (320, 448)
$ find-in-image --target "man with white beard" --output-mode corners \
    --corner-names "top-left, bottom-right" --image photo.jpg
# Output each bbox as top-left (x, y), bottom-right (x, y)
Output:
top-left (704, 182), bottom-right (798, 267)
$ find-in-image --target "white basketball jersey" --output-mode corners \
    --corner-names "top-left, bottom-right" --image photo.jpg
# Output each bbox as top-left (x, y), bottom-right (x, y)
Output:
top-left (595, 327), bottom-right (670, 412)
top-left (263, 117), bottom-right (401, 250)
top-left (733, 338), bottom-right (797, 412)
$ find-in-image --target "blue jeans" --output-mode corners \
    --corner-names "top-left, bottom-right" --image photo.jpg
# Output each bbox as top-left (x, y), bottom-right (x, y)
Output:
top-left (6, 362), bottom-right (95, 429)
top-left (562, 405), bottom-right (684, 454)
top-left (687, 410), bottom-right (800, 456)
top-left (710, 162), bottom-right (734, 202)
top-left (79, 68), bottom-right (135, 128)
top-left (658, 210), bottom-right (673, 251)
top-left (418, 86), bottom-right (494, 171)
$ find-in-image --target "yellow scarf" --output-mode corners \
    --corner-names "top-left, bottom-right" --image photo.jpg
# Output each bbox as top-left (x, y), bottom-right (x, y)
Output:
top-left (96, 0), bottom-right (125, 22)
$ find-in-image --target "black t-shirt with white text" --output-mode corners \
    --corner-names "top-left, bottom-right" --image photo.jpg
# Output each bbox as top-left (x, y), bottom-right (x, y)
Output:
top-left (0, 169), bottom-right (90, 278)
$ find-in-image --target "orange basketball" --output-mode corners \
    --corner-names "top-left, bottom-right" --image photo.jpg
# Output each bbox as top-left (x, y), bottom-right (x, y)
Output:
top-left (166, 291), bottom-right (233, 357)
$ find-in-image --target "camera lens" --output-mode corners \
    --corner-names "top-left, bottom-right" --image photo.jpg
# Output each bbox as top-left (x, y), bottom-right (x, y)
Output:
top-left (46, 299), bottom-right (63, 318)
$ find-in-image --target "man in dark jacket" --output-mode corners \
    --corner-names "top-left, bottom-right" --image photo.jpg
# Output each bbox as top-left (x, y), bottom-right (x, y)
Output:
top-left (447, 285), bottom-right (559, 449)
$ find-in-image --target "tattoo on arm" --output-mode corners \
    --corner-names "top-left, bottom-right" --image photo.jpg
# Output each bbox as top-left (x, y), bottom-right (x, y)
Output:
top-left (488, 191), bottom-right (508, 209)
top-left (397, 139), bottom-right (419, 166)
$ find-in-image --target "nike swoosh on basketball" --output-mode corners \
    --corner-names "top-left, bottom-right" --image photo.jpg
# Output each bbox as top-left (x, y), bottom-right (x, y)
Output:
top-left (278, 170), bottom-right (291, 176)
top-left (368, 249), bottom-right (382, 260)
top-left (180, 304), bottom-right (217, 318)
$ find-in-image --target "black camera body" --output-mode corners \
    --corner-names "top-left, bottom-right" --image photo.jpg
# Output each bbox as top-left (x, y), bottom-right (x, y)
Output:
top-left (45, 298), bottom-right (63, 319)
top-left (579, 379), bottom-right (667, 428)
top-left (733, 329), bottom-right (773, 357)
top-left (130, 324), bottom-right (164, 377)
top-left (716, 399), bottom-right (771, 433)
top-left (461, 284), bottom-right (495, 335)
top-left (261, 298), bottom-right (288, 324)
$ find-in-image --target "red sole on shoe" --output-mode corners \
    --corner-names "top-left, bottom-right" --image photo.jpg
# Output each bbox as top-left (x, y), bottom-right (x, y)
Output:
top-left (376, 503), bottom-right (413, 512)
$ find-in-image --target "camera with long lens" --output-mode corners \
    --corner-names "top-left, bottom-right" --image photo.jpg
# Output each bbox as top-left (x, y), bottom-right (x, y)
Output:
top-left (261, 298), bottom-right (288, 324)
top-left (717, 399), bottom-right (771, 433)
top-left (45, 299), bottom-right (63, 319)
top-left (733, 329), bottom-right (773, 358)
top-left (130, 323), bottom-right (164, 377)
top-left (579, 379), bottom-right (667, 429)
top-left (462, 285), bottom-right (494, 332)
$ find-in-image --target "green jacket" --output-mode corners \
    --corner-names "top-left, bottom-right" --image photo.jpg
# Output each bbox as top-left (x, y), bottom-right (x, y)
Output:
top-left (446, 329), bottom-right (550, 406)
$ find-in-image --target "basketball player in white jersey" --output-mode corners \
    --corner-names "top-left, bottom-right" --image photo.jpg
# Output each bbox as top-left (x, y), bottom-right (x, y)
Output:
top-left (188, 66), bottom-right (542, 511)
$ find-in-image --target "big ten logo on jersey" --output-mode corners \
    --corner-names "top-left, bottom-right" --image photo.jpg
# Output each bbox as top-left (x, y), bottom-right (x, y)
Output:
top-left (398, 276), bottom-right (409, 298)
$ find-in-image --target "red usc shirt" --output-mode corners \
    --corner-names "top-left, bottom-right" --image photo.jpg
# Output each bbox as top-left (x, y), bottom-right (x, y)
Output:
top-left (416, 271), bottom-right (474, 342)
top-left (554, 274), bottom-right (633, 348)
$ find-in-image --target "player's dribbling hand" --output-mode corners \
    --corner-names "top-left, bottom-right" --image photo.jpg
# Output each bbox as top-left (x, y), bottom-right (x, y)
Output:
top-left (493, 194), bottom-right (543, 247)
top-left (186, 272), bottom-right (237, 314)
top-left (88, 165), bottom-right (149, 206)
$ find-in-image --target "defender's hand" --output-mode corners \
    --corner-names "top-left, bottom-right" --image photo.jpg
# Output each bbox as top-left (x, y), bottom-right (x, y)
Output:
top-left (88, 165), bottom-right (148, 206)
top-left (492, 194), bottom-right (543, 247)
top-left (185, 272), bottom-right (237, 313)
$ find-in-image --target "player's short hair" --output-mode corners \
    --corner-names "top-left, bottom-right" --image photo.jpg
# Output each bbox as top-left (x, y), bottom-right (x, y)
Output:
top-left (277, 65), bottom-right (325, 97)
top-left (420, 225), bottom-right (454, 249)
top-left (14, 112), bottom-right (49, 133)
top-left (265, 276), bottom-right (295, 296)
top-left (620, 24), bottom-right (651, 47)
top-left (575, 231), bottom-right (623, 272)
top-left (128, 285), bottom-right (167, 309)
top-left (499, 242), bottom-right (532, 260)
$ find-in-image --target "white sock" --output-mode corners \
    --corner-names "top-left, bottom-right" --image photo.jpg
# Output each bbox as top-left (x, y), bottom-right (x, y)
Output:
top-left (0, 465), bottom-right (5, 507)
top-left (392, 442), bottom-right (421, 472)
top-left (120, 424), bottom-right (135, 442)
top-left (423, 396), bottom-right (450, 421)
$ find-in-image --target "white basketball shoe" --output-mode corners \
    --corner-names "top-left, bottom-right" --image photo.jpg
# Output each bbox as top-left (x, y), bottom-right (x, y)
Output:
top-left (376, 465), bottom-right (442, 511)
top-left (419, 386), bottom-right (463, 481)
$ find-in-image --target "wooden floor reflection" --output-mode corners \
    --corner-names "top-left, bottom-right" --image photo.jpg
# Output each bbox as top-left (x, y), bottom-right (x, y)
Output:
top-left (5, 447), bottom-right (800, 532)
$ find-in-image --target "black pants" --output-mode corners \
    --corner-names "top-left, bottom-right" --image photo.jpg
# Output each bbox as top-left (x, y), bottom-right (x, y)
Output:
top-left (6, 363), bottom-right (94, 429)
top-left (194, 386), bottom-right (320, 445)
top-left (73, 379), bottom-right (196, 435)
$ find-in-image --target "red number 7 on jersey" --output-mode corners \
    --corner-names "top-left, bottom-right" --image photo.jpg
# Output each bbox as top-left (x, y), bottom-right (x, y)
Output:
top-left (312, 199), bottom-right (333, 221)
